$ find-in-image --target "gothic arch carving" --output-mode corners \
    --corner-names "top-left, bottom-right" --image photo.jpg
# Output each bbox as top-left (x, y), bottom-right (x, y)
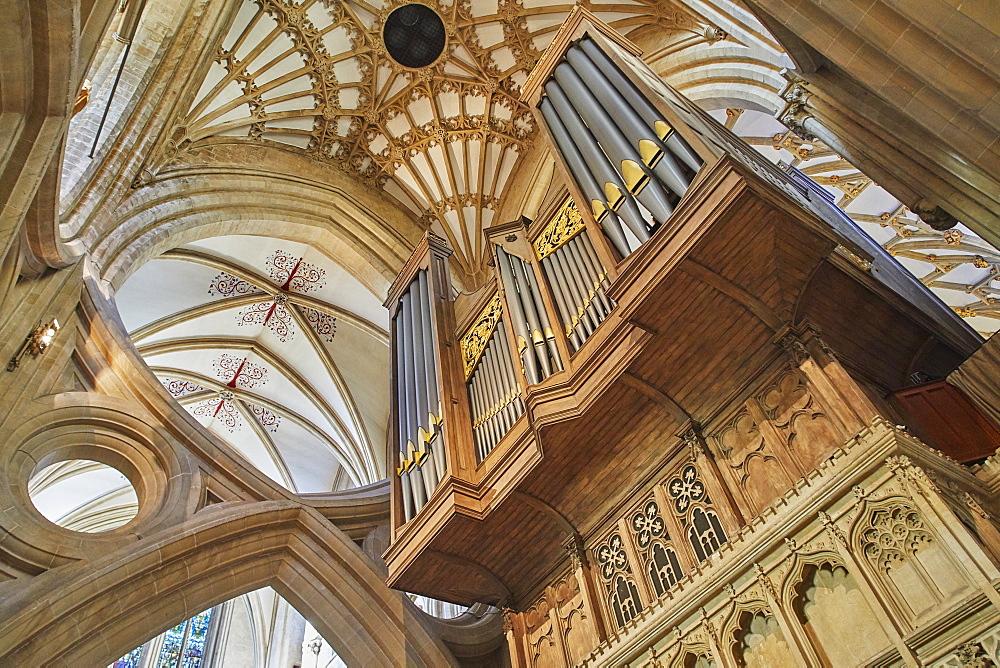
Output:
top-left (0, 501), bottom-right (455, 666)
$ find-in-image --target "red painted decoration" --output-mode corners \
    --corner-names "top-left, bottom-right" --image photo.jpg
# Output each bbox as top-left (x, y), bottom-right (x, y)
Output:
top-left (249, 402), bottom-right (281, 432)
top-left (266, 250), bottom-right (326, 294)
top-left (212, 354), bottom-right (268, 389)
top-left (161, 377), bottom-right (206, 397)
top-left (302, 306), bottom-right (336, 342)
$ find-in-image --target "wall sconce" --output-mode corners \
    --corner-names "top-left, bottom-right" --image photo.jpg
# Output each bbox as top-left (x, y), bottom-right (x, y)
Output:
top-left (7, 319), bottom-right (60, 372)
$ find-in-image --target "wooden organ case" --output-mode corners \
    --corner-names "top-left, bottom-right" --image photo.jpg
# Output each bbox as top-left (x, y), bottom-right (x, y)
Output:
top-left (382, 9), bottom-right (1000, 666)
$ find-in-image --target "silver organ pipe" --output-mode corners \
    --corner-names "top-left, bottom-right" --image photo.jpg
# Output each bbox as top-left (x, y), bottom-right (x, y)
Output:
top-left (552, 62), bottom-right (677, 225)
top-left (495, 247), bottom-right (562, 384)
top-left (577, 39), bottom-right (703, 175)
top-left (393, 270), bottom-right (446, 521)
top-left (463, 299), bottom-right (525, 462)
top-left (564, 47), bottom-right (690, 199)
top-left (539, 99), bottom-right (631, 258)
top-left (543, 81), bottom-right (652, 245)
top-left (533, 200), bottom-right (614, 352)
top-left (537, 37), bottom-right (705, 257)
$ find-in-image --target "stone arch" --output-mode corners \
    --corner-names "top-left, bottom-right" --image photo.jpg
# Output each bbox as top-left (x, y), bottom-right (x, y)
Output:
top-left (81, 163), bottom-right (424, 295)
top-left (0, 393), bottom-right (201, 574)
top-left (0, 500), bottom-right (456, 666)
top-left (781, 551), bottom-right (893, 666)
top-left (848, 495), bottom-right (972, 623)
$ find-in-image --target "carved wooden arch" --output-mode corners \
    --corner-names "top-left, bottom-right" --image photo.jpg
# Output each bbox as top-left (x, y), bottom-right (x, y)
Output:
top-left (0, 501), bottom-right (456, 667)
top-left (87, 168), bottom-right (422, 294)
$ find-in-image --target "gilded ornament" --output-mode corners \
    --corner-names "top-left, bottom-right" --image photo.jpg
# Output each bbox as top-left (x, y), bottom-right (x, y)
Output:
top-left (461, 293), bottom-right (504, 379)
top-left (533, 198), bottom-right (586, 260)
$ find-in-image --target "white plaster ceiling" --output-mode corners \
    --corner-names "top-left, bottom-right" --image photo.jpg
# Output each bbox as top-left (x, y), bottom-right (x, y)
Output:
top-left (115, 234), bottom-right (390, 491)
top-left (719, 109), bottom-right (1000, 337)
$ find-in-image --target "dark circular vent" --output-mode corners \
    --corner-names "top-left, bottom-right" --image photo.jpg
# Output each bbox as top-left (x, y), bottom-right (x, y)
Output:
top-left (382, 4), bottom-right (446, 69)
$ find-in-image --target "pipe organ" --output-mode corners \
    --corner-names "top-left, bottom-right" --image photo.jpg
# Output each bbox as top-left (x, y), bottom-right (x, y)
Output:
top-left (392, 269), bottom-right (445, 521)
top-left (533, 199), bottom-right (612, 351)
top-left (462, 295), bottom-right (525, 462)
top-left (537, 36), bottom-right (702, 257)
top-left (494, 246), bottom-right (563, 385)
top-left (384, 12), bottom-right (994, 668)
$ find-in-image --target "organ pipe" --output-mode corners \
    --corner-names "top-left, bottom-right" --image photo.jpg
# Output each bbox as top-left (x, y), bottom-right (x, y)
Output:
top-left (496, 247), bottom-right (562, 384)
top-left (552, 62), bottom-right (677, 224)
top-left (536, 37), bottom-right (706, 257)
top-left (393, 270), bottom-right (447, 520)
top-left (544, 81), bottom-right (652, 244)
top-left (576, 38), bottom-right (702, 174)
top-left (464, 306), bottom-right (524, 462)
top-left (565, 47), bottom-right (690, 198)
top-left (538, 99), bottom-right (631, 257)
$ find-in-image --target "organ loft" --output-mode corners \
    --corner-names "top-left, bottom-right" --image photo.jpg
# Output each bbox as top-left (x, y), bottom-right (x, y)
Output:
top-left (2, 0), bottom-right (1000, 666)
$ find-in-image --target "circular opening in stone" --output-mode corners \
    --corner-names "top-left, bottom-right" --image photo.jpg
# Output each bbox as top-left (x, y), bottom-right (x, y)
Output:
top-left (28, 459), bottom-right (139, 532)
top-left (382, 4), bottom-right (446, 68)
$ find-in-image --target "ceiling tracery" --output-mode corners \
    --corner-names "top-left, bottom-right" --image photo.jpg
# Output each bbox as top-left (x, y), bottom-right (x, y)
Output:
top-left (155, 0), bottom-right (728, 287)
top-left (116, 235), bottom-right (390, 491)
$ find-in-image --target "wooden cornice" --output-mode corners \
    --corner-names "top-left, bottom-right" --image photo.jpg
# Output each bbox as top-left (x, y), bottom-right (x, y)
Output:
top-left (520, 7), bottom-right (643, 106)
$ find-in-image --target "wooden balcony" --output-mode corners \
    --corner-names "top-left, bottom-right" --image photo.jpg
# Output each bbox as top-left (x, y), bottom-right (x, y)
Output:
top-left (383, 151), bottom-right (978, 607)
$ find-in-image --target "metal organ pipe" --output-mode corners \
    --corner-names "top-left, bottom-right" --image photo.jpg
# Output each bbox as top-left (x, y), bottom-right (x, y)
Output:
top-left (520, 261), bottom-right (563, 372)
top-left (538, 100), bottom-right (631, 258)
top-left (394, 309), bottom-right (415, 521)
top-left (577, 39), bottom-right (702, 174)
top-left (551, 62), bottom-right (676, 226)
top-left (552, 246), bottom-right (599, 332)
top-left (510, 258), bottom-right (552, 379)
top-left (416, 270), bottom-right (445, 478)
top-left (399, 292), bottom-right (427, 510)
top-left (567, 236), bottom-right (612, 317)
top-left (548, 249), bottom-right (593, 341)
top-left (565, 47), bottom-right (690, 199)
top-left (408, 282), bottom-right (439, 500)
top-left (496, 325), bottom-right (523, 429)
top-left (541, 255), bottom-right (583, 349)
top-left (496, 248), bottom-right (542, 385)
top-left (485, 340), bottom-right (507, 437)
top-left (543, 81), bottom-right (652, 244)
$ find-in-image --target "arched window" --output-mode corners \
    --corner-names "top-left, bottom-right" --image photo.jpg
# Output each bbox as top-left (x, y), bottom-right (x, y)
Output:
top-left (594, 531), bottom-right (644, 629)
top-left (648, 542), bottom-right (683, 596)
top-left (666, 464), bottom-right (728, 563)
top-left (689, 506), bottom-right (726, 561)
top-left (609, 574), bottom-right (643, 628)
top-left (109, 607), bottom-right (215, 668)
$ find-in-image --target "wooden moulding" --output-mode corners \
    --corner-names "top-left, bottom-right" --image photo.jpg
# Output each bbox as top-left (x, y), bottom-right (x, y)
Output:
top-left (384, 232), bottom-right (478, 543)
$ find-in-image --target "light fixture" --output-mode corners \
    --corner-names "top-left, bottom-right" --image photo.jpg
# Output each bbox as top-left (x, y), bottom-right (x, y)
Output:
top-left (7, 319), bottom-right (60, 372)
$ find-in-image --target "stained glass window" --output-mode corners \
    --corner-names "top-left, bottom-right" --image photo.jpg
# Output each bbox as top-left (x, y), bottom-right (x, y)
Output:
top-left (109, 607), bottom-right (215, 668)
top-left (109, 646), bottom-right (143, 668)
top-left (158, 620), bottom-right (187, 668)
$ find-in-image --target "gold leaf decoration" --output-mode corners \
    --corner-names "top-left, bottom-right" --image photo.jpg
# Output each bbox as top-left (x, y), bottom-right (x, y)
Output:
top-left (461, 293), bottom-right (503, 379)
top-left (534, 198), bottom-right (585, 261)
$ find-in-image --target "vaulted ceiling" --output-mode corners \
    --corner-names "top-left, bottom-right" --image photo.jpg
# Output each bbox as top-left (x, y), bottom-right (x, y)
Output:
top-left (158, 0), bottom-right (733, 287)
top-left (115, 235), bottom-right (389, 490)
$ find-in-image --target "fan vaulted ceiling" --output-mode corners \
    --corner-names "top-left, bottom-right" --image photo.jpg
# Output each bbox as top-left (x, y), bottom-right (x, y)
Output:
top-left (115, 235), bottom-right (389, 490)
top-left (159, 0), bottom-right (728, 287)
